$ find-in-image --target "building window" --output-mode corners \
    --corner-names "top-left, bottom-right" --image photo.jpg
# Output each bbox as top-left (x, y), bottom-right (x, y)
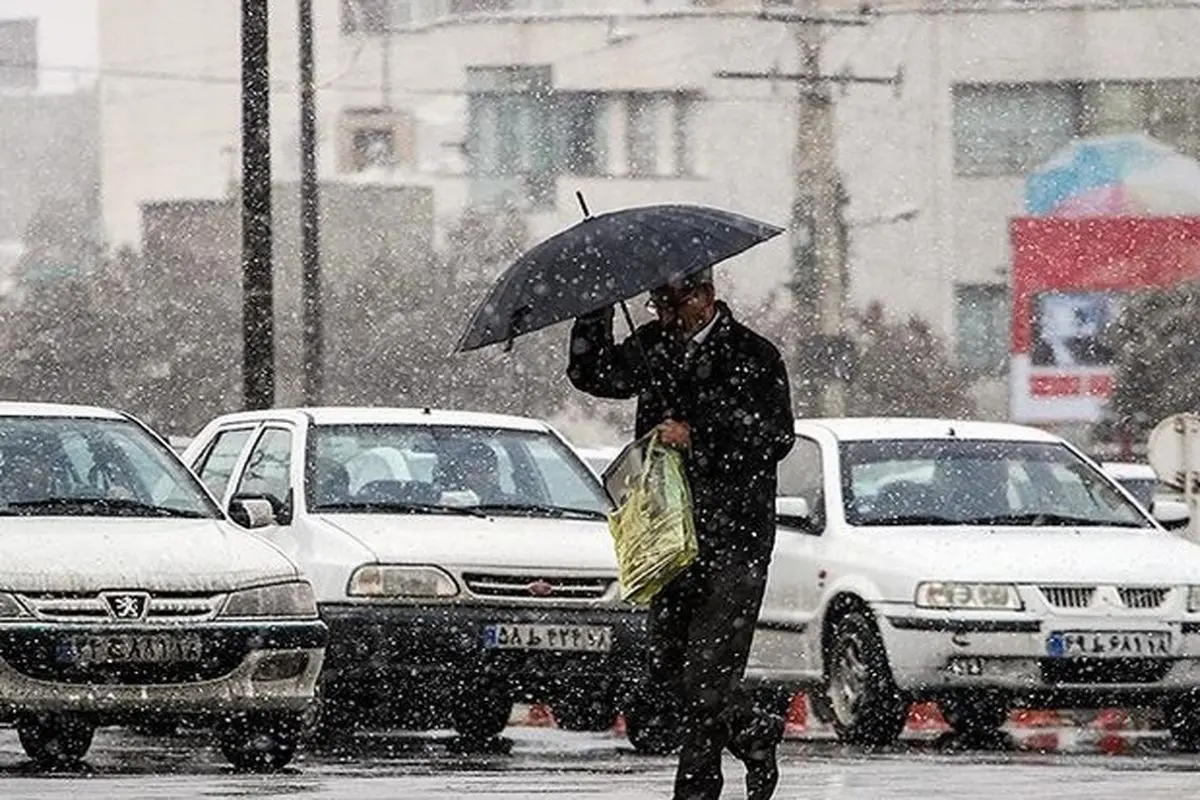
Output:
top-left (627, 95), bottom-right (660, 177)
top-left (954, 283), bottom-right (1010, 373)
top-left (341, 0), bottom-right (390, 33)
top-left (554, 93), bottom-right (605, 177)
top-left (338, 107), bottom-right (414, 173)
top-left (953, 79), bottom-right (1200, 176)
top-left (624, 92), bottom-right (698, 178)
top-left (351, 129), bottom-right (395, 170)
top-left (952, 84), bottom-right (1078, 176)
top-left (0, 19), bottom-right (37, 90)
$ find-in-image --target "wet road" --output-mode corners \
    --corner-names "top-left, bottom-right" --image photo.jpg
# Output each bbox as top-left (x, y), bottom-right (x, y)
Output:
top-left (0, 727), bottom-right (1199, 799)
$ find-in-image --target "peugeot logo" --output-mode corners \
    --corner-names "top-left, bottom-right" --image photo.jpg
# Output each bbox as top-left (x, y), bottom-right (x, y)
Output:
top-left (527, 580), bottom-right (554, 598)
top-left (102, 592), bottom-right (150, 620)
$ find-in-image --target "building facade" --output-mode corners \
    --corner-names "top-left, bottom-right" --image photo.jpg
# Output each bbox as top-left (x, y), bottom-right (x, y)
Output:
top-left (94, 0), bottom-right (1200, 431)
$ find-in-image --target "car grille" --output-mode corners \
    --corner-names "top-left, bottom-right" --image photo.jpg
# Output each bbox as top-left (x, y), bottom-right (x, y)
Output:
top-left (461, 573), bottom-right (614, 602)
top-left (1041, 658), bottom-right (1173, 685)
top-left (17, 592), bottom-right (225, 622)
top-left (1040, 586), bottom-right (1096, 609)
top-left (1117, 587), bottom-right (1171, 609)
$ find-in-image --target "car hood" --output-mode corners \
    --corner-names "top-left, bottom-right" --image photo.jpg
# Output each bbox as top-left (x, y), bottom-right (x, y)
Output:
top-left (315, 513), bottom-right (619, 572)
top-left (0, 518), bottom-right (299, 593)
top-left (850, 525), bottom-right (1200, 585)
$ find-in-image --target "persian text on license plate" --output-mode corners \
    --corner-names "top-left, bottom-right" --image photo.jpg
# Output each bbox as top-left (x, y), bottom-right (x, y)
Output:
top-left (1045, 630), bottom-right (1171, 658)
top-left (60, 634), bottom-right (205, 666)
top-left (483, 624), bottom-right (612, 652)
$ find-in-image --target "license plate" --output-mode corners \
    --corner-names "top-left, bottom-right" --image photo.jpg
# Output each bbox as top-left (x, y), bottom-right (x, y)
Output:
top-left (483, 624), bottom-right (612, 652)
top-left (59, 634), bottom-right (205, 666)
top-left (1046, 630), bottom-right (1172, 658)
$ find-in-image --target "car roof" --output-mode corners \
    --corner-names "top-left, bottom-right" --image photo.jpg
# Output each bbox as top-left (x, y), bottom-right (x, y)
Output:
top-left (797, 417), bottom-right (1064, 444)
top-left (203, 406), bottom-right (553, 433)
top-left (1100, 461), bottom-right (1157, 480)
top-left (0, 401), bottom-right (124, 420)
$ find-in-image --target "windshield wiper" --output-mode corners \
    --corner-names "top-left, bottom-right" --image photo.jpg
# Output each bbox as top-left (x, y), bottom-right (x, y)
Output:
top-left (471, 503), bottom-right (609, 520)
top-left (6, 497), bottom-right (209, 518)
top-left (311, 501), bottom-right (488, 518)
top-left (958, 512), bottom-right (1148, 528)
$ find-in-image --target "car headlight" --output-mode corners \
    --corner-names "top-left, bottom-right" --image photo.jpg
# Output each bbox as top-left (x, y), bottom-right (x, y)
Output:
top-left (915, 582), bottom-right (1023, 610)
top-left (1188, 586), bottom-right (1200, 612)
top-left (221, 582), bottom-right (318, 619)
top-left (0, 593), bottom-right (29, 618)
top-left (347, 565), bottom-right (459, 598)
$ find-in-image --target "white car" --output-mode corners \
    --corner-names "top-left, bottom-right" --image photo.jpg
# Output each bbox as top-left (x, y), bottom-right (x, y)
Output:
top-left (747, 417), bottom-right (1200, 749)
top-left (181, 408), bottom-right (653, 746)
top-left (0, 402), bottom-right (325, 770)
top-left (1100, 461), bottom-right (1186, 520)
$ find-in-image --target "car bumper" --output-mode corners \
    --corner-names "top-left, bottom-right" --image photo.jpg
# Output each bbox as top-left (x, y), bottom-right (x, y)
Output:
top-left (320, 603), bottom-right (648, 696)
top-left (0, 621), bottom-right (326, 720)
top-left (877, 605), bottom-right (1200, 704)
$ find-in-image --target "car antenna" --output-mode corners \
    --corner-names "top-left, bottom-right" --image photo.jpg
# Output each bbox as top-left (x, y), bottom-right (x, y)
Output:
top-left (947, 426), bottom-right (957, 437)
top-left (422, 407), bottom-right (432, 415)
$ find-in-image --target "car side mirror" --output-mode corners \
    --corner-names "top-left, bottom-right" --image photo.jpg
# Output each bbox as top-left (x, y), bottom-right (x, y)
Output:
top-left (229, 496), bottom-right (276, 529)
top-left (776, 496), bottom-right (812, 529)
top-left (1152, 499), bottom-right (1191, 531)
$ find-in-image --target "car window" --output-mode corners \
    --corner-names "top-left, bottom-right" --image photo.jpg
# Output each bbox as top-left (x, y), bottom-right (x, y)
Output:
top-left (777, 436), bottom-right (825, 529)
top-left (0, 417), bottom-right (220, 518)
top-left (234, 428), bottom-right (293, 503)
top-left (194, 428), bottom-right (254, 499)
top-left (306, 423), bottom-right (610, 515)
top-left (840, 438), bottom-right (1150, 528)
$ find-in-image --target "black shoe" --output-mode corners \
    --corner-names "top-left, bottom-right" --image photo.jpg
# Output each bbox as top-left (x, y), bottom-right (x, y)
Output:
top-left (743, 742), bottom-right (779, 800)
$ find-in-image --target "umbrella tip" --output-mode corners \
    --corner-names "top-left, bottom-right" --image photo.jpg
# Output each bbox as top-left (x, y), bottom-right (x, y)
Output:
top-left (576, 190), bottom-right (591, 219)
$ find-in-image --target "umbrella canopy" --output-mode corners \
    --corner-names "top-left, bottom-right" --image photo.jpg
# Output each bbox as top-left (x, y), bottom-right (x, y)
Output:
top-left (1025, 133), bottom-right (1200, 217)
top-left (455, 202), bottom-right (783, 353)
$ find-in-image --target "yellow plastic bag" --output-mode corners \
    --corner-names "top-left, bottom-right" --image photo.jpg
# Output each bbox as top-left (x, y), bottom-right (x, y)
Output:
top-left (607, 432), bottom-right (698, 605)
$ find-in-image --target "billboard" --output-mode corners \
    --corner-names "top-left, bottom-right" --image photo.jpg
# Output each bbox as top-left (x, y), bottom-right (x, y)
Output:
top-left (1010, 217), bottom-right (1200, 423)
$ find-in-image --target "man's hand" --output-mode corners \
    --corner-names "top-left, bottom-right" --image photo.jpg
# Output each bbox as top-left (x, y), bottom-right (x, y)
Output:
top-left (658, 419), bottom-right (691, 450)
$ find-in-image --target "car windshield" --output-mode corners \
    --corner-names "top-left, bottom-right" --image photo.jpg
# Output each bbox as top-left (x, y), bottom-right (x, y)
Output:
top-left (306, 423), bottom-right (611, 517)
top-left (840, 438), bottom-right (1151, 529)
top-left (0, 417), bottom-right (220, 518)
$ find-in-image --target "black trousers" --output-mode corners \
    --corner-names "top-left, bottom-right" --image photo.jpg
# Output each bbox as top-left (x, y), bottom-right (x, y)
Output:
top-left (647, 553), bottom-right (778, 800)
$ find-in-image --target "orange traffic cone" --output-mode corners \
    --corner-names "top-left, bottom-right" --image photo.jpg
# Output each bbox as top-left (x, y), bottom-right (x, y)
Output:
top-left (526, 702), bottom-right (557, 728)
top-left (783, 692), bottom-right (807, 737)
top-left (907, 702), bottom-right (949, 732)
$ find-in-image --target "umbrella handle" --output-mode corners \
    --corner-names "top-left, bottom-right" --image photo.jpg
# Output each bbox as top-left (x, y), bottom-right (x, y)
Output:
top-left (618, 300), bottom-right (672, 417)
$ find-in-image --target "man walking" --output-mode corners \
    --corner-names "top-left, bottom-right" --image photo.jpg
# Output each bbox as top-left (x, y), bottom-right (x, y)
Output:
top-left (567, 269), bottom-right (796, 800)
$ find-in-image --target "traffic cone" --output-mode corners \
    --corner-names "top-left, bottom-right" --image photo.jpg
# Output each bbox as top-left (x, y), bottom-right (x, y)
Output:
top-left (783, 692), bottom-right (807, 737)
top-left (907, 702), bottom-right (949, 733)
top-left (1009, 708), bottom-right (1064, 728)
top-left (526, 702), bottom-right (557, 728)
top-left (1018, 731), bottom-right (1061, 752)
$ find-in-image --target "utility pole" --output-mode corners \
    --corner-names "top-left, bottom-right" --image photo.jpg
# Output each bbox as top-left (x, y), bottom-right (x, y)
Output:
top-left (241, 0), bottom-right (275, 410)
top-left (716, 13), bottom-right (899, 418)
top-left (299, 0), bottom-right (323, 405)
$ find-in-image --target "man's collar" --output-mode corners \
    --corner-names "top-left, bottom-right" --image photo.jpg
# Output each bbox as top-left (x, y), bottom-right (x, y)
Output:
top-left (689, 306), bottom-right (723, 346)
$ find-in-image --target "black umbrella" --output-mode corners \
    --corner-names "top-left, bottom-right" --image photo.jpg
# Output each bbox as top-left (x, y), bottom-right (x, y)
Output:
top-left (455, 194), bottom-right (784, 353)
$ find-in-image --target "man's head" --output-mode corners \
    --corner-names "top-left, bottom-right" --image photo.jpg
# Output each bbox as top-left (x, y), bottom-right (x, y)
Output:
top-left (447, 441), bottom-right (501, 496)
top-left (647, 268), bottom-right (717, 336)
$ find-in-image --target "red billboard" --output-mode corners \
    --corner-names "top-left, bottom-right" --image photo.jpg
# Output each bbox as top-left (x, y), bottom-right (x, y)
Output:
top-left (1010, 217), bottom-right (1200, 423)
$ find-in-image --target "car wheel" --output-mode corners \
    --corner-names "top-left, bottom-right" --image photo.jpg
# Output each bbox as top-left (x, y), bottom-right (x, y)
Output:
top-left (941, 693), bottom-right (1009, 737)
top-left (554, 697), bottom-right (618, 732)
top-left (218, 714), bottom-right (300, 772)
top-left (1166, 694), bottom-right (1200, 752)
top-left (452, 685), bottom-right (513, 741)
top-left (824, 609), bottom-right (908, 746)
top-left (17, 714), bottom-right (95, 769)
